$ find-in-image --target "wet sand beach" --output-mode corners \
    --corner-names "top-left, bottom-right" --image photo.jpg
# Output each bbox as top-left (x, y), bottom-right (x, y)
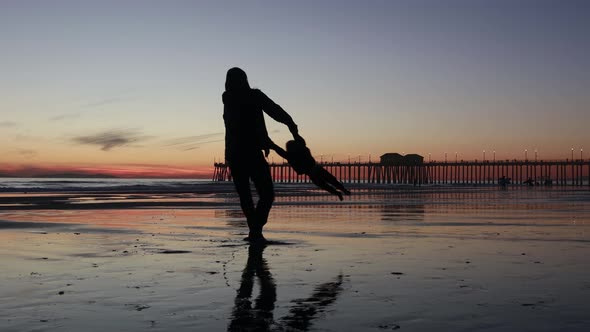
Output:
top-left (1, 185), bottom-right (589, 331)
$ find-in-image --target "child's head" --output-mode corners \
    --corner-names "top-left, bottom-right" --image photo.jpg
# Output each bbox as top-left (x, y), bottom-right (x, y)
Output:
top-left (286, 138), bottom-right (306, 152)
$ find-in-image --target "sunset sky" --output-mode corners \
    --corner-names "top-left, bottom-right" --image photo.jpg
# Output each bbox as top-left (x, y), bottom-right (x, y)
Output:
top-left (1, 0), bottom-right (588, 178)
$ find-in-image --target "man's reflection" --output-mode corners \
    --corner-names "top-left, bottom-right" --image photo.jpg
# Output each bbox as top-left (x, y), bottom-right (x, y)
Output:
top-left (228, 243), bottom-right (344, 332)
top-left (228, 243), bottom-right (276, 331)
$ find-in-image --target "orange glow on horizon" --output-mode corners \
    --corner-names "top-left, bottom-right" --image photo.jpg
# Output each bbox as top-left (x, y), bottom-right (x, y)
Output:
top-left (0, 163), bottom-right (214, 179)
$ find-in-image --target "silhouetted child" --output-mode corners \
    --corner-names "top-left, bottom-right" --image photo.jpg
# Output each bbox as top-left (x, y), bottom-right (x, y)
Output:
top-left (270, 139), bottom-right (351, 200)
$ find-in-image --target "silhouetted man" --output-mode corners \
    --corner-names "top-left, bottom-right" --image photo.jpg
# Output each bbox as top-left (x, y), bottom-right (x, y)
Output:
top-left (223, 67), bottom-right (301, 241)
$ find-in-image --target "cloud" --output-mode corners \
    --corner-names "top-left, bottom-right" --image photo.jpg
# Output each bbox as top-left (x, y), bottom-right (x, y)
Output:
top-left (180, 139), bottom-right (224, 151)
top-left (49, 94), bottom-right (137, 121)
top-left (0, 121), bottom-right (17, 127)
top-left (164, 133), bottom-right (224, 146)
top-left (163, 132), bottom-right (224, 151)
top-left (17, 149), bottom-right (38, 158)
top-left (14, 133), bottom-right (41, 142)
top-left (72, 129), bottom-right (151, 151)
top-left (49, 112), bottom-right (81, 121)
top-left (83, 96), bottom-right (136, 108)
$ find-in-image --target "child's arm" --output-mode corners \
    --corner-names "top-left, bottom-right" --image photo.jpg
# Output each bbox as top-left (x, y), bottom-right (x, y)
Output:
top-left (269, 141), bottom-right (289, 160)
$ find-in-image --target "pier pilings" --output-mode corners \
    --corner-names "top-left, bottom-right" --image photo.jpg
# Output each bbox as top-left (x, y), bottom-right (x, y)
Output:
top-left (212, 160), bottom-right (590, 186)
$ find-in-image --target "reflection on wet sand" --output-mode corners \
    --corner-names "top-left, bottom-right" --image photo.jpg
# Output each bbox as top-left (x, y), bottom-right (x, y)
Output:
top-left (228, 243), bottom-right (343, 332)
top-left (229, 243), bottom-right (276, 332)
top-left (280, 273), bottom-right (344, 331)
top-left (0, 187), bottom-right (588, 331)
top-left (381, 203), bottom-right (425, 223)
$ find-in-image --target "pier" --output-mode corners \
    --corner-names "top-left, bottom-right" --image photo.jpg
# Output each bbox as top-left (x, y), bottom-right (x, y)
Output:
top-left (213, 160), bottom-right (590, 186)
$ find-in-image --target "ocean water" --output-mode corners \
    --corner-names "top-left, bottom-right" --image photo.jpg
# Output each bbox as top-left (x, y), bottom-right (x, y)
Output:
top-left (0, 178), bottom-right (212, 192)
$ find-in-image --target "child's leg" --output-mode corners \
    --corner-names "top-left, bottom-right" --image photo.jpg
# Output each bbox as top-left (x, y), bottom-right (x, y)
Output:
top-left (317, 167), bottom-right (351, 195)
top-left (311, 175), bottom-right (343, 201)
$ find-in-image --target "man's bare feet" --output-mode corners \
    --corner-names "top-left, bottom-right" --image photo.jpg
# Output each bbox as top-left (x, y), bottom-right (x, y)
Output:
top-left (243, 231), bottom-right (267, 243)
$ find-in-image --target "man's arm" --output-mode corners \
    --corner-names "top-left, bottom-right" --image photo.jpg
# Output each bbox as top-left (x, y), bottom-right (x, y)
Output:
top-left (256, 90), bottom-right (301, 139)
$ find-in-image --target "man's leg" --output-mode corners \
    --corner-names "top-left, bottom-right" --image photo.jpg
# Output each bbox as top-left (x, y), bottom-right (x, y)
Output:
top-left (251, 154), bottom-right (275, 233)
top-left (230, 166), bottom-right (256, 231)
